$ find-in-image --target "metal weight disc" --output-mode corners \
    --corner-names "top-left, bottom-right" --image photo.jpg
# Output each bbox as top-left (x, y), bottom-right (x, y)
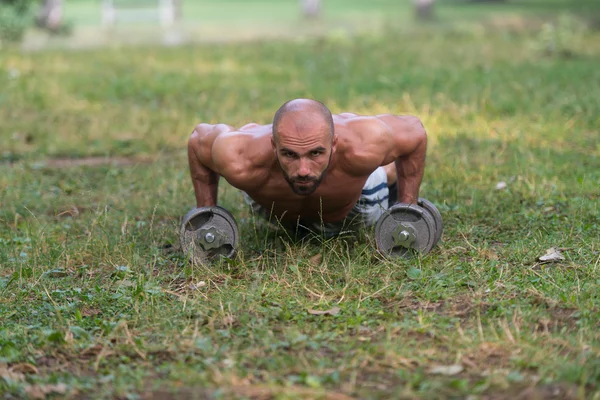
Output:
top-left (375, 203), bottom-right (437, 258)
top-left (418, 198), bottom-right (443, 246)
top-left (180, 206), bottom-right (239, 263)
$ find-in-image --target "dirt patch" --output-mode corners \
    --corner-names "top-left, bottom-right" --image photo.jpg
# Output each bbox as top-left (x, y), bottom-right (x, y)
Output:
top-left (535, 306), bottom-right (580, 334)
top-left (142, 388), bottom-right (211, 400)
top-left (481, 383), bottom-right (579, 400)
top-left (40, 156), bottom-right (156, 169)
top-left (2, 155), bottom-right (162, 169)
top-left (387, 294), bottom-right (488, 319)
top-left (462, 341), bottom-right (514, 370)
top-left (441, 294), bottom-right (489, 318)
top-left (348, 325), bottom-right (386, 341)
top-left (141, 385), bottom-right (352, 400)
top-left (80, 307), bottom-right (101, 318)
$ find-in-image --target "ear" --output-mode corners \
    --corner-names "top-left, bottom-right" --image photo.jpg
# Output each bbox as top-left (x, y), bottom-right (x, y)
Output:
top-left (271, 136), bottom-right (277, 152)
top-left (331, 134), bottom-right (338, 152)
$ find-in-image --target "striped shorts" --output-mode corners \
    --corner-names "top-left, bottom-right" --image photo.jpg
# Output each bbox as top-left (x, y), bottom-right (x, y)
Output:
top-left (243, 167), bottom-right (390, 238)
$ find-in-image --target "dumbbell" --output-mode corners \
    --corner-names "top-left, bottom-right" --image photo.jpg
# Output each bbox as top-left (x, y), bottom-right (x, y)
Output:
top-left (180, 206), bottom-right (240, 263)
top-left (375, 198), bottom-right (443, 259)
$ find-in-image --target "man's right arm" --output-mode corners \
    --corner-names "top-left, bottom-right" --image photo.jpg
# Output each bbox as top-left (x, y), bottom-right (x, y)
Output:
top-left (187, 123), bottom-right (232, 208)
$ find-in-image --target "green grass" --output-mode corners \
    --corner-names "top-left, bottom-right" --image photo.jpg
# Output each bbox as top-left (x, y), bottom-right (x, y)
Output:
top-left (2, 9), bottom-right (600, 400)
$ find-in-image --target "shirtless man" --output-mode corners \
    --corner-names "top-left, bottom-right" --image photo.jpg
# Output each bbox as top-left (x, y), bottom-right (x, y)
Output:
top-left (187, 98), bottom-right (427, 238)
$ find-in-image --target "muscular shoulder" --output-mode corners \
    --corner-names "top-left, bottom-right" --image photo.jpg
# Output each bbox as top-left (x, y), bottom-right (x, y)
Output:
top-left (189, 123), bottom-right (273, 188)
top-left (336, 113), bottom-right (422, 135)
top-left (333, 114), bottom-right (426, 173)
top-left (332, 115), bottom-right (392, 175)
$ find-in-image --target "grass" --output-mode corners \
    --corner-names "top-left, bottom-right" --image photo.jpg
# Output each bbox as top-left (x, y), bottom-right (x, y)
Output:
top-left (1, 5), bottom-right (600, 400)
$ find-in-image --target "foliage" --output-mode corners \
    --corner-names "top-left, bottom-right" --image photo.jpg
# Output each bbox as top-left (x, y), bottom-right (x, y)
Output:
top-left (533, 13), bottom-right (589, 57)
top-left (0, 0), bottom-right (34, 43)
top-left (0, 0), bottom-right (35, 13)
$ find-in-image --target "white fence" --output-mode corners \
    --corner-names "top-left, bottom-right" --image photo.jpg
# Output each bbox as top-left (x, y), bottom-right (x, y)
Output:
top-left (101, 0), bottom-right (176, 27)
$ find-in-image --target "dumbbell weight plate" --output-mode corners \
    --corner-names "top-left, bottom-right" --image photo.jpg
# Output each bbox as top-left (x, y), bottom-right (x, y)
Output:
top-left (375, 203), bottom-right (437, 258)
top-left (418, 198), bottom-right (443, 246)
top-left (180, 206), bottom-right (239, 263)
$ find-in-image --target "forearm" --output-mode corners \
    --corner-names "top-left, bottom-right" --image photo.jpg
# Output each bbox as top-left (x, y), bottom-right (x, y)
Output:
top-left (192, 173), bottom-right (219, 207)
top-left (188, 145), bottom-right (220, 207)
top-left (394, 135), bottom-right (426, 205)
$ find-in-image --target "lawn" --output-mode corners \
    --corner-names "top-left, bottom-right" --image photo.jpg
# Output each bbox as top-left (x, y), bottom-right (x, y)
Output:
top-left (1, 3), bottom-right (600, 399)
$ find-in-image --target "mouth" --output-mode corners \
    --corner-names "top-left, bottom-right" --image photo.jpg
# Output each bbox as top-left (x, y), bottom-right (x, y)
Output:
top-left (289, 179), bottom-right (319, 195)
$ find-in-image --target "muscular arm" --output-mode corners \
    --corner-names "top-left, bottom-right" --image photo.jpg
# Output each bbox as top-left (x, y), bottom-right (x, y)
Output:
top-left (380, 115), bottom-right (428, 205)
top-left (356, 114), bottom-right (427, 204)
top-left (187, 123), bottom-right (233, 207)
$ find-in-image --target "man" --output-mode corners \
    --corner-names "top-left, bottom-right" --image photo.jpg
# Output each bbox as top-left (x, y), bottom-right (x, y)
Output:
top-left (187, 98), bottom-right (427, 238)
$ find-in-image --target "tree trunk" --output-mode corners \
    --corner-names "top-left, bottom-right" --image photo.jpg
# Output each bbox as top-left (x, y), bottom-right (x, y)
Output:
top-left (36, 0), bottom-right (63, 31)
top-left (300, 0), bottom-right (321, 19)
top-left (414, 0), bottom-right (435, 21)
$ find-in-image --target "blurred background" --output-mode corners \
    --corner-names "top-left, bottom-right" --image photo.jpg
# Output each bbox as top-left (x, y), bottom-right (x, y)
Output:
top-left (1, 0), bottom-right (599, 51)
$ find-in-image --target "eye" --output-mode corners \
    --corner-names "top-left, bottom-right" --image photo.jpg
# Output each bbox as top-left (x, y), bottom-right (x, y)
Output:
top-left (282, 151), bottom-right (296, 159)
top-left (310, 150), bottom-right (323, 157)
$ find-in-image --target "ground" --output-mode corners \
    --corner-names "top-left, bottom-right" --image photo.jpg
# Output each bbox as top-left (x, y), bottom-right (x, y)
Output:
top-left (1, 1), bottom-right (600, 399)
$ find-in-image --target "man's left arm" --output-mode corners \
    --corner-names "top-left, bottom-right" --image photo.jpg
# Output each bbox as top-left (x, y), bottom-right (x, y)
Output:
top-left (381, 116), bottom-right (428, 205)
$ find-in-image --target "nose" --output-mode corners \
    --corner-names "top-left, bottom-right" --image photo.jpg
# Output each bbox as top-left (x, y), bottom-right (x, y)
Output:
top-left (297, 158), bottom-right (311, 177)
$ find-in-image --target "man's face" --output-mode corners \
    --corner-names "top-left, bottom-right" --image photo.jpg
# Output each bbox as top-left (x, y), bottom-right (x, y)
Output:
top-left (272, 120), bottom-right (336, 196)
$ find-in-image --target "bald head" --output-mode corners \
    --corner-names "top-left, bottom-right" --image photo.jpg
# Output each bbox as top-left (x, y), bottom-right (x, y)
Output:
top-left (271, 99), bottom-right (337, 196)
top-left (272, 99), bottom-right (334, 143)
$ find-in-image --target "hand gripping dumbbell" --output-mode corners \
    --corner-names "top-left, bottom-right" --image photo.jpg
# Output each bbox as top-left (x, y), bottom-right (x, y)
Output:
top-left (375, 198), bottom-right (443, 259)
top-left (180, 206), bottom-right (240, 263)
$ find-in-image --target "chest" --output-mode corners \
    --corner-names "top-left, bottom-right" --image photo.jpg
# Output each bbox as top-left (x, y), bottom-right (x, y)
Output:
top-left (244, 171), bottom-right (368, 221)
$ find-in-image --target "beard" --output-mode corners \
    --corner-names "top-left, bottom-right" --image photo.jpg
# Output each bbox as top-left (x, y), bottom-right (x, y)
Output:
top-left (283, 171), bottom-right (324, 195)
top-left (281, 153), bottom-right (332, 196)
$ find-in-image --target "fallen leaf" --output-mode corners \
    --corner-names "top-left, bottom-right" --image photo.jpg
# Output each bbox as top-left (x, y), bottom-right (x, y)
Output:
top-left (428, 364), bottom-right (464, 376)
top-left (307, 307), bottom-right (340, 316)
top-left (496, 181), bottom-right (507, 190)
top-left (56, 206), bottom-right (79, 219)
top-left (396, 356), bottom-right (420, 369)
top-left (0, 364), bottom-right (25, 382)
top-left (64, 329), bottom-right (74, 343)
top-left (538, 247), bottom-right (565, 263)
top-left (189, 281), bottom-right (207, 290)
top-left (407, 267), bottom-right (422, 280)
top-left (25, 383), bottom-right (68, 399)
top-left (80, 344), bottom-right (104, 357)
top-left (308, 253), bottom-right (322, 265)
top-left (81, 307), bottom-right (100, 317)
top-left (42, 268), bottom-right (68, 278)
top-left (481, 248), bottom-right (499, 260)
top-left (9, 363), bottom-right (38, 375)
